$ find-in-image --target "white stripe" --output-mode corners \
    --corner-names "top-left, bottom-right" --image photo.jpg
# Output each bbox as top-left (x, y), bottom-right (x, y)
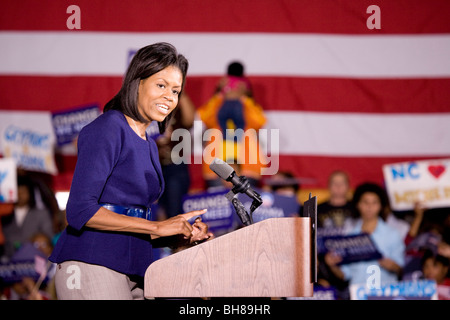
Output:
top-left (1, 31), bottom-right (450, 77)
top-left (264, 111), bottom-right (450, 156)
top-left (1, 110), bottom-right (449, 157)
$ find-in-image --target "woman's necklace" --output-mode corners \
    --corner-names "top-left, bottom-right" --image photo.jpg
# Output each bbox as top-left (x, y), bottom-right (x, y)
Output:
top-left (131, 118), bottom-right (145, 139)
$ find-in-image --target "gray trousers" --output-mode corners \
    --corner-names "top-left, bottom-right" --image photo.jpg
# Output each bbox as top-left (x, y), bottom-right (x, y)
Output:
top-left (54, 261), bottom-right (144, 300)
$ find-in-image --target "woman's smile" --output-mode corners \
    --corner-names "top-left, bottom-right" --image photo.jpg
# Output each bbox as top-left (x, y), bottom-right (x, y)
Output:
top-left (137, 65), bottom-right (183, 123)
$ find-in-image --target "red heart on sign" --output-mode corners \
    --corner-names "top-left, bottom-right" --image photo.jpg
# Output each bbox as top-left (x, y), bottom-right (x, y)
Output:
top-left (428, 165), bottom-right (446, 179)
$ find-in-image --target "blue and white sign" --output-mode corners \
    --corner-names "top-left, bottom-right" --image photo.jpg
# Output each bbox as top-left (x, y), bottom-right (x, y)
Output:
top-left (182, 189), bottom-right (236, 235)
top-left (0, 111), bottom-right (58, 175)
top-left (182, 188), bottom-right (301, 235)
top-left (0, 242), bottom-right (53, 284)
top-left (318, 233), bottom-right (382, 265)
top-left (288, 286), bottom-right (337, 300)
top-left (350, 279), bottom-right (438, 300)
top-left (0, 157), bottom-right (17, 203)
top-left (237, 189), bottom-right (300, 223)
top-left (52, 104), bottom-right (100, 146)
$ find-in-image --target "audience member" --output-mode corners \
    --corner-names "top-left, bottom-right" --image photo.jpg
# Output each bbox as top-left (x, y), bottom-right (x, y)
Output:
top-left (312, 170), bottom-right (355, 299)
top-left (263, 171), bottom-right (301, 217)
top-left (1, 175), bottom-right (54, 258)
top-left (17, 169), bottom-right (61, 235)
top-left (402, 203), bottom-right (450, 281)
top-left (263, 171), bottom-right (300, 198)
top-left (317, 170), bottom-right (356, 230)
top-left (421, 249), bottom-right (450, 300)
top-left (156, 92), bottom-right (196, 220)
top-left (324, 182), bottom-right (405, 287)
top-left (438, 213), bottom-right (450, 260)
top-left (198, 61), bottom-right (266, 189)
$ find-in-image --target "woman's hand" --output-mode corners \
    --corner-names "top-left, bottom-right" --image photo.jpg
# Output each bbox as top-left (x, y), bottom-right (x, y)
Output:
top-left (152, 209), bottom-right (208, 240)
top-left (324, 251), bottom-right (343, 266)
top-left (323, 251), bottom-right (345, 280)
top-left (378, 257), bottom-right (402, 274)
top-left (189, 216), bottom-right (213, 244)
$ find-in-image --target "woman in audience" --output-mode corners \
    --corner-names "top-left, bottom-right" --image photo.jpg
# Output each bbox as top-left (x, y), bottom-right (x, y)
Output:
top-left (324, 182), bottom-right (405, 286)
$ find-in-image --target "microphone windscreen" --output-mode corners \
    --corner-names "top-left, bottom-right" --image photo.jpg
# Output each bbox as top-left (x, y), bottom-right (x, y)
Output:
top-left (209, 158), bottom-right (234, 180)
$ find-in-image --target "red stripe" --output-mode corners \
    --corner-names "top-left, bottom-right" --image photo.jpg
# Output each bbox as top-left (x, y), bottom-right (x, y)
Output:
top-left (247, 77), bottom-right (450, 113)
top-left (1, 75), bottom-right (449, 114)
top-left (1, 0), bottom-right (450, 34)
top-left (0, 76), bottom-right (122, 111)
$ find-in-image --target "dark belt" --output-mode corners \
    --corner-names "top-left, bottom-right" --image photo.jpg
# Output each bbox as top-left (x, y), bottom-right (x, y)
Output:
top-left (100, 203), bottom-right (152, 221)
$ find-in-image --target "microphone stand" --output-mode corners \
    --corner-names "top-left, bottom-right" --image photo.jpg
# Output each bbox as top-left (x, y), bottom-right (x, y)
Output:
top-left (224, 176), bottom-right (262, 226)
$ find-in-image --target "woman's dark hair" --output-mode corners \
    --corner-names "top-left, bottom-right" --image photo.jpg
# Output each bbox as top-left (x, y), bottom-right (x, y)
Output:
top-left (17, 175), bottom-right (36, 208)
top-left (352, 182), bottom-right (389, 220)
top-left (104, 42), bottom-right (189, 134)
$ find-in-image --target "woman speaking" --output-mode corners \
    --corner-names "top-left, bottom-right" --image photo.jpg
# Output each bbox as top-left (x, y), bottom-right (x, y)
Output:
top-left (49, 43), bottom-right (210, 299)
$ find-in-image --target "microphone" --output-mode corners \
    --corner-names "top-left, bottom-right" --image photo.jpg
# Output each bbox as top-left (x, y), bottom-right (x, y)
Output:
top-left (209, 158), bottom-right (263, 207)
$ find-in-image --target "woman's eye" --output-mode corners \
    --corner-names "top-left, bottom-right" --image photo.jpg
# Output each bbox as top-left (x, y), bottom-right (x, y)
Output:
top-left (157, 84), bottom-right (165, 89)
top-left (172, 90), bottom-right (180, 96)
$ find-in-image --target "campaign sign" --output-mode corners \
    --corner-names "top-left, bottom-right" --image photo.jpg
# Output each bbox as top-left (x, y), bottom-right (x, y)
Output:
top-left (237, 189), bottom-right (300, 224)
top-left (52, 104), bottom-right (100, 146)
top-left (0, 157), bottom-right (17, 203)
top-left (0, 243), bottom-right (51, 284)
top-left (0, 111), bottom-right (58, 175)
top-left (287, 286), bottom-right (337, 300)
top-left (182, 189), bottom-right (236, 235)
top-left (0, 260), bottom-right (38, 283)
top-left (350, 279), bottom-right (438, 300)
top-left (318, 233), bottom-right (382, 265)
top-left (382, 158), bottom-right (450, 211)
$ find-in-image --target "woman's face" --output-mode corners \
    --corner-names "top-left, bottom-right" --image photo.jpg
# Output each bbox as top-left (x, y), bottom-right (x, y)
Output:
top-left (357, 192), bottom-right (381, 221)
top-left (17, 185), bottom-right (30, 207)
top-left (137, 65), bottom-right (183, 123)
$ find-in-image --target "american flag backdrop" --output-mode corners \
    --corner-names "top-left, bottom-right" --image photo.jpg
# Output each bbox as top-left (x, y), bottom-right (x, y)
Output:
top-left (1, 0), bottom-right (450, 194)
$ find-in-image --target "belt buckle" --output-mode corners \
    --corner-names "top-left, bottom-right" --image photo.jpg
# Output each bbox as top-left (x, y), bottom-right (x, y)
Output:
top-left (126, 206), bottom-right (151, 220)
top-left (127, 207), bottom-right (144, 218)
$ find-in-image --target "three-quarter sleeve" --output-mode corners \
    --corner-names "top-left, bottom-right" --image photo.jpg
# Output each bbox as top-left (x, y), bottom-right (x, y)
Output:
top-left (65, 118), bottom-right (122, 231)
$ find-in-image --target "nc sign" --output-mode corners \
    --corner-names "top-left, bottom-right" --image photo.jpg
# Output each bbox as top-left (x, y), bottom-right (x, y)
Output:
top-left (390, 163), bottom-right (420, 180)
top-left (382, 159), bottom-right (450, 211)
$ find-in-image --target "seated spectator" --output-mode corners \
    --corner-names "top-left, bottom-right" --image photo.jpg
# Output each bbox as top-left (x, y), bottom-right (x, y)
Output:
top-left (317, 170), bottom-right (356, 231)
top-left (324, 182), bottom-right (405, 287)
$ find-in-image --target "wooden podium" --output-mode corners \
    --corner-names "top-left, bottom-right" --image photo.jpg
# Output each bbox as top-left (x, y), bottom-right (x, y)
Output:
top-left (144, 196), bottom-right (317, 298)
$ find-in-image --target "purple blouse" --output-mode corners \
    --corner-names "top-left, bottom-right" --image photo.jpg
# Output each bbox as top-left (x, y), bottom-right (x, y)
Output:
top-left (49, 110), bottom-right (164, 277)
